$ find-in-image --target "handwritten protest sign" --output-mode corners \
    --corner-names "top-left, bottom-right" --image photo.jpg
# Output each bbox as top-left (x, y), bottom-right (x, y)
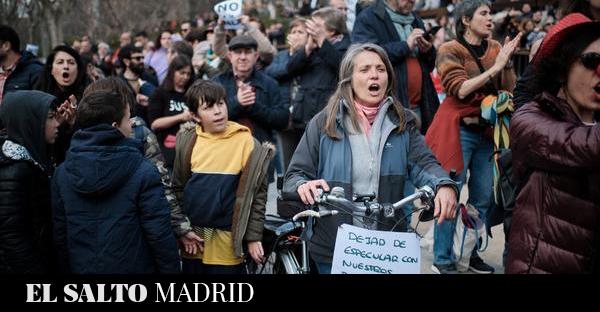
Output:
top-left (214, 0), bottom-right (243, 30)
top-left (331, 224), bottom-right (420, 274)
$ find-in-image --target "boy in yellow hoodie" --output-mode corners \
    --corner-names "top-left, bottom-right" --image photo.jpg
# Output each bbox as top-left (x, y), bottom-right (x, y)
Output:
top-left (172, 80), bottom-right (274, 274)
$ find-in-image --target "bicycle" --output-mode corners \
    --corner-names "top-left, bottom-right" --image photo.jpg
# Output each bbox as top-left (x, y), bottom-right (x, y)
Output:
top-left (246, 185), bottom-right (436, 274)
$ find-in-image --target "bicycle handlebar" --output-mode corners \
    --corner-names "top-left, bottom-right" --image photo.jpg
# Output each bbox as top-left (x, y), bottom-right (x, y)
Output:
top-left (292, 209), bottom-right (339, 221)
top-left (265, 210), bottom-right (339, 236)
top-left (315, 185), bottom-right (435, 218)
top-left (391, 185), bottom-right (435, 210)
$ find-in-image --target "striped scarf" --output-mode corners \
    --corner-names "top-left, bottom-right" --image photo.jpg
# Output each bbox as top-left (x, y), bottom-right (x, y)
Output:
top-left (481, 91), bottom-right (514, 205)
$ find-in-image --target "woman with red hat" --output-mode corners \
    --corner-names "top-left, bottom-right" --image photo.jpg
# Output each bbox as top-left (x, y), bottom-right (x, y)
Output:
top-left (513, 0), bottom-right (600, 108)
top-left (507, 13), bottom-right (600, 273)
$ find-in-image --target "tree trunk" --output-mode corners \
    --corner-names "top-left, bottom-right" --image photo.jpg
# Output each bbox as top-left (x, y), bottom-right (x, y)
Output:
top-left (42, 6), bottom-right (63, 50)
top-left (89, 0), bottom-right (101, 39)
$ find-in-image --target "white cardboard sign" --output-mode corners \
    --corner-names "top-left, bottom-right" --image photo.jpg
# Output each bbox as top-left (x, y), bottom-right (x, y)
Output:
top-left (331, 224), bottom-right (421, 274)
top-left (214, 0), bottom-right (243, 30)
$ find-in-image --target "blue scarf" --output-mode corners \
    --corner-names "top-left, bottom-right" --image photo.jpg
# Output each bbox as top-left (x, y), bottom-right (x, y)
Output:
top-left (384, 2), bottom-right (418, 56)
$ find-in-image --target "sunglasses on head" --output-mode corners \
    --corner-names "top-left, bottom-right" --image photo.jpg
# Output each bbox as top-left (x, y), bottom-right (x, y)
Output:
top-left (580, 52), bottom-right (600, 74)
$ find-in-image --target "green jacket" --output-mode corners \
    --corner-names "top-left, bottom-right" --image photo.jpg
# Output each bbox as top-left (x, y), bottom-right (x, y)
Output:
top-left (172, 122), bottom-right (275, 257)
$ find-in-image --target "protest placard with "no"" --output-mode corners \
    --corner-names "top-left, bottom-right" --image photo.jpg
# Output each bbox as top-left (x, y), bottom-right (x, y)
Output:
top-left (214, 0), bottom-right (243, 30)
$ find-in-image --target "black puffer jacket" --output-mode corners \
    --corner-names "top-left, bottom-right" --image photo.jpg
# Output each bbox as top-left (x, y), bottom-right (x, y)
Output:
top-left (0, 90), bottom-right (57, 273)
top-left (0, 147), bottom-right (54, 273)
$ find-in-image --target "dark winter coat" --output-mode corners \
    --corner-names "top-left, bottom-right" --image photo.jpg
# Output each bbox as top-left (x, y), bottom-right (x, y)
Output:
top-left (2, 51), bottom-right (43, 95)
top-left (0, 90), bottom-right (56, 273)
top-left (212, 69), bottom-right (289, 144)
top-left (52, 124), bottom-right (180, 274)
top-left (513, 64), bottom-right (538, 110)
top-left (264, 50), bottom-right (292, 111)
top-left (507, 92), bottom-right (600, 273)
top-left (286, 36), bottom-right (350, 130)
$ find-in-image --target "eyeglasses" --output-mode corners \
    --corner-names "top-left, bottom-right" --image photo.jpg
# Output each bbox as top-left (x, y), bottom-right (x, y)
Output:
top-left (131, 56), bottom-right (144, 61)
top-left (580, 52), bottom-right (600, 74)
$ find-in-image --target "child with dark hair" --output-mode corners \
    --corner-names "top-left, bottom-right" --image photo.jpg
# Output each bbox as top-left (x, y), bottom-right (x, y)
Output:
top-left (52, 89), bottom-right (180, 274)
top-left (0, 90), bottom-right (60, 273)
top-left (83, 77), bottom-right (185, 246)
top-left (172, 79), bottom-right (274, 274)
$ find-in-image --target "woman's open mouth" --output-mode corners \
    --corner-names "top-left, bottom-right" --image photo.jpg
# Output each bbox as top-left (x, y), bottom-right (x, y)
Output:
top-left (594, 83), bottom-right (600, 95)
top-left (368, 83), bottom-right (381, 96)
top-left (61, 72), bottom-right (72, 84)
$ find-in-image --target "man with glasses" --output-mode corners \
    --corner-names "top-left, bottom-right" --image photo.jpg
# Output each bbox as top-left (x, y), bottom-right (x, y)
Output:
top-left (180, 21), bottom-right (195, 39)
top-left (118, 44), bottom-right (158, 123)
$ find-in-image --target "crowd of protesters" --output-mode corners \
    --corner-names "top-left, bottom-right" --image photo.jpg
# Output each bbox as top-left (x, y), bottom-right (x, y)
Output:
top-left (0, 0), bottom-right (598, 274)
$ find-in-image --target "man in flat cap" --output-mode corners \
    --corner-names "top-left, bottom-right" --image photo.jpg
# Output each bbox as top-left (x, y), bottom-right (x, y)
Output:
top-left (212, 35), bottom-right (289, 181)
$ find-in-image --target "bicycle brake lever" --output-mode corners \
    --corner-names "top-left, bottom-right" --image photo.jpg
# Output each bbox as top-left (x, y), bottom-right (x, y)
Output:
top-left (292, 209), bottom-right (338, 222)
top-left (292, 210), bottom-right (321, 221)
top-left (330, 186), bottom-right (345, 198)
top-left (419, 185), bottom-right (435, 210)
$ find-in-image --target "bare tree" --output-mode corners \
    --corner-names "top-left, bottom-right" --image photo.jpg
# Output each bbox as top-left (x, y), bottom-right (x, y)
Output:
top-left (1, 0), bottom-right (243, 57)
top-left (0, 0), bottom-right (21, 25)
